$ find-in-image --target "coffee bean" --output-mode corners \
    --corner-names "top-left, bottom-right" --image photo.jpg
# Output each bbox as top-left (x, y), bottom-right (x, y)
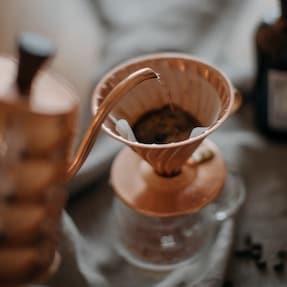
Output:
top-left (223, 280), bottom-right (234, 287)
top-left (235, 248), bottom-right (252, 258)
top-left (252, 243), bottom-right (262, 252)
top-left (256, 260), bottom-right (267, 271)
top-left (273, 262), bottom-right (285, 273)
top-left (277, 250), bottom-right (287, 260)
top-left (244, 234), bottom-right (253, 247)
top-left (251, 248), bottom-right (262, 261)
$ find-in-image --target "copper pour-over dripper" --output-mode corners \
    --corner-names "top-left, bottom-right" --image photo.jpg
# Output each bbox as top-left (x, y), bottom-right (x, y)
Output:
top-left (92, 53), bottom-right (237, 217)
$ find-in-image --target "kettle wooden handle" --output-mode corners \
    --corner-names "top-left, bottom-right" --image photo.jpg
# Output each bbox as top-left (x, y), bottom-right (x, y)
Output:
top-left (16, 32), bottom-right (55, 96)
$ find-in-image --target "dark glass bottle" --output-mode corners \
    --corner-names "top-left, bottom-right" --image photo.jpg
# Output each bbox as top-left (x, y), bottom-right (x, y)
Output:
top-left (254, 0), bottom-right (287, 139)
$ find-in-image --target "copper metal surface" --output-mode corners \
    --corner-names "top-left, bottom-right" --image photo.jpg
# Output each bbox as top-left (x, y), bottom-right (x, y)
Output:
top-left (0, 56), bottom-right (78, 284)
top-left (67, 67), bottom-right (159, 179)
top-left (92, 53), bottom-right (235, 176)
top-left (111, 139), bottom-right (226, 217)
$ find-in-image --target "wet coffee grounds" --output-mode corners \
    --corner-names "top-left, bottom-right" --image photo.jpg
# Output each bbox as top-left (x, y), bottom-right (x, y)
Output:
top-left (133, 104), bottom-right (201, 144)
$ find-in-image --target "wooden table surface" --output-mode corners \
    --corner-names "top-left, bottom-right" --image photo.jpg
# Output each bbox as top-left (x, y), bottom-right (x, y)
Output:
top-left (226, 166), bottom-right (287, 286)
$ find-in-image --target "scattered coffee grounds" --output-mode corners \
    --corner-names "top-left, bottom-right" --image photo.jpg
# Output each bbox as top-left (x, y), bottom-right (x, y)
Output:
top-left (235, 234), bottom-right (264, 261)
top-left (132, 104), bottom-right (201, 144)
top-left (235, 234), bottom-right (287, 275)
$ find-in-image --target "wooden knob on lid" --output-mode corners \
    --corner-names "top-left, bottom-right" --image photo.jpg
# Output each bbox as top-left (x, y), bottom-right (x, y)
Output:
top-left (16, 32), bottom-right (55, 96)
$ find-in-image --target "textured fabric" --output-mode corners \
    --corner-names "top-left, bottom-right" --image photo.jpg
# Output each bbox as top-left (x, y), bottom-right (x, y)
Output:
top-left (95, 0), bottom-right (273, 87)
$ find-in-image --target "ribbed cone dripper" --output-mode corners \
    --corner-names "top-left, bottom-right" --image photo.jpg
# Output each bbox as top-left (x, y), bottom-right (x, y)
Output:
top-left (92, 53), bottom-right (234, 176)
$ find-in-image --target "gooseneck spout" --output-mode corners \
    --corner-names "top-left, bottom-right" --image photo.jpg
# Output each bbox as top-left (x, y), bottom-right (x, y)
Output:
top-left (67, 67), bottom-right (159, 180)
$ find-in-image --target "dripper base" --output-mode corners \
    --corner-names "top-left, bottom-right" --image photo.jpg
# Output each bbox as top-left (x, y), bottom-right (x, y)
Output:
top-left (111, 139), bottom-right (227, 217)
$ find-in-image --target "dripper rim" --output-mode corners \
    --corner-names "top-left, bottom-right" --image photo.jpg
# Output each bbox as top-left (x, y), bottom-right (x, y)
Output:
top-left (92, 52), bottom-right (235, 149)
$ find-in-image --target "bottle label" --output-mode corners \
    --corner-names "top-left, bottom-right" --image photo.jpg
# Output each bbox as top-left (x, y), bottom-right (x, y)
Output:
top-left (268, 70), bottom-right (287, 130)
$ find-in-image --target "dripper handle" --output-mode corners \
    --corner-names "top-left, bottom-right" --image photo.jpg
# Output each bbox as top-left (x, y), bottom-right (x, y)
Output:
top-left (230, 89), bottom-right (242, 115)
top-left (16, 32), bottom-right (55, 96)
